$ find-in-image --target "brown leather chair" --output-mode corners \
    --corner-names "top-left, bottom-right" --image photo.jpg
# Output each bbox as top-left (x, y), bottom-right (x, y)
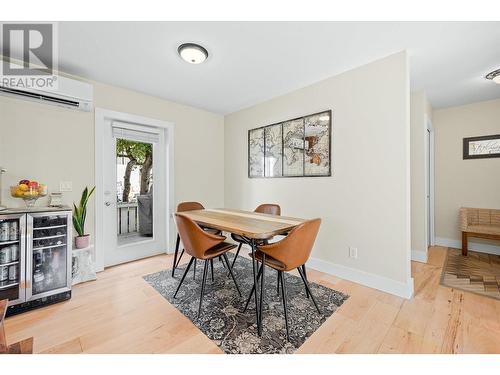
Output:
top-left (173, 214), bottom-right (241, 317)
top-left (230, 204), bottom-right (281, 269)
top-left (172, 202), bottom-right (222, 277)
top-left (243, 218), bottom-right (322, 340)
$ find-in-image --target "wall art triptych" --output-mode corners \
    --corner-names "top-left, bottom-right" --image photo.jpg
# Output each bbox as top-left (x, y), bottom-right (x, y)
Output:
top-left (248, 110), bottom-right (332, 178)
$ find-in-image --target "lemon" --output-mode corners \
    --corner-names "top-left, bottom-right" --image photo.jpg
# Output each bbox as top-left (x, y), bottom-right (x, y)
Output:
top-left (19, 184), bottom-right (29, 192)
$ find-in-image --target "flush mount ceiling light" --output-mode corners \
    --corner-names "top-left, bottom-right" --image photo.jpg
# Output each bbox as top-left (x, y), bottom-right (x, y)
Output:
top-left (485, 68), bottom-right (500, 84)
top-left (178, 43), bottom-right (208, 64)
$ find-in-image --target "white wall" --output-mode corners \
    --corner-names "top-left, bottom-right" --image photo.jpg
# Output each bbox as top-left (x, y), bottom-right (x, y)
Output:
top-left (0, 79), bottom-right (225, 252)
top-left (224, 51), bottom-right (413, 298)
top-left (410, 91), bottom-right (433, 263)
top-left (433, 98), bottom-right (500, 254)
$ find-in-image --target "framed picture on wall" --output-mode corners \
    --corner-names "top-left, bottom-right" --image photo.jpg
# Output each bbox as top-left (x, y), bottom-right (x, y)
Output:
top-left (248, 110), bottom-right (332, 178)
top-left (304, 111), bottom-right (331, 176)
top-left (463, 134), bottom-right (500, 160)
top-left (264, 123), bottom-right (283, 177)
top-left (283, 118), bottom-right (305, 177)
top-left (248, 128), bottom-right (265, 177)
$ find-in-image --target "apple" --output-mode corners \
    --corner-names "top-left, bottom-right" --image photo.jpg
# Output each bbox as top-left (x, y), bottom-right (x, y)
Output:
top-left (19, 179), bottom-right (30, 185)
top-left (28, 181), bottom-right (39, 189)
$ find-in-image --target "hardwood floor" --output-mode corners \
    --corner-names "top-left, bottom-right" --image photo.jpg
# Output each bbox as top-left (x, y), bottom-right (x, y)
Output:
top-left (4, 246), bottom-right (500, 353)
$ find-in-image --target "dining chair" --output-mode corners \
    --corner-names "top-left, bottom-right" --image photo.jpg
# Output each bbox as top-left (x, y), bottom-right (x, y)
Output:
top-left (243, 218), bottom-right (322, 340)
top-left (173, 214), bottom-right (242, 318)
top-left (171, 201), bottom-right (222, 278)
top-left (230, 203), bottom-right (281, 269)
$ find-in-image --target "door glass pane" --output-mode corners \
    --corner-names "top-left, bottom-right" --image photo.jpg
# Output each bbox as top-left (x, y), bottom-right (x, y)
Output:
top-left (32, 215), bottom-right (68, 295)
top-left (116, 139), bottom-right (154, 246)
top-left (0, 216), bottom-right (21, 301)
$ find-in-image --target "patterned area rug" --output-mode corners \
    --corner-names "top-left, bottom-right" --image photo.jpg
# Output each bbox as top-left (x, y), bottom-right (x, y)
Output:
top-left (441, 248), bottom-right (500, 300)
top-left (143, 254), bottom-right (349, 354)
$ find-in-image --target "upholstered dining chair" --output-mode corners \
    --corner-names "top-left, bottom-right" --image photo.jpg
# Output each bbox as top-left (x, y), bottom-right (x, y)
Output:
top-left (173, 214), bottom-right (242, 318)
top-left (171, 201), bottom-right (222, 277)
top-left (230, 203), bottom-right (281, 269)
top-left (243, 218), bottom-right (322, 340)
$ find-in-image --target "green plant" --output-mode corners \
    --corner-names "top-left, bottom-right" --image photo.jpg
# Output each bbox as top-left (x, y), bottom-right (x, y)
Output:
top-left (73, 186), bottom-right (95, 237)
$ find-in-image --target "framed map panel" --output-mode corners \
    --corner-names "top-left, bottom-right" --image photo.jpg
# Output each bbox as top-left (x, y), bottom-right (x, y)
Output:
top-left (264, 124), bottom-right (283, 177)
top-left (248, 110), bottom-right (332, 178)
top-left (304, 111), bottom-right (331, 176)
top-left (248, 128), bottom-right (265, 177)
top-left (283, 118), bottom-right (304, 177)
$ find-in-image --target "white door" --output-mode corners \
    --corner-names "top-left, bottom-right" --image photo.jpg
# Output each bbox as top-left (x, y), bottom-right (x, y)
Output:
top-left (100, 117), bottom-right (168, 267)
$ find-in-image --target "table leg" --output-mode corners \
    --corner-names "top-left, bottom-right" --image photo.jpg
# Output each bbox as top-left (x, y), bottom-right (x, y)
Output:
top-left (249, 238), bottom-right (261, 332)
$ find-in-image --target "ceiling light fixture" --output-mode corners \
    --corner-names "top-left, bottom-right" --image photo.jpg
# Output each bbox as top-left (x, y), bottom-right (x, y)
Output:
top-left (178, 43), bottom-right (208, 64)
top-left (485, 68), bottom-right (500, 84)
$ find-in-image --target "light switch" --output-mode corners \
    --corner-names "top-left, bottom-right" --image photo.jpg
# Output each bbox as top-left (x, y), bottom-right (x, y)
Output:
top-left (60, 181), bottom-right (73, 192)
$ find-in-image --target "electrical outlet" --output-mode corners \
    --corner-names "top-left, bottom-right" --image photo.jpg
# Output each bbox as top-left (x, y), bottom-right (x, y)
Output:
top-left (59, 181), bottom-right (73, 192)
top-left (349, 247), bottom-right (358, 259)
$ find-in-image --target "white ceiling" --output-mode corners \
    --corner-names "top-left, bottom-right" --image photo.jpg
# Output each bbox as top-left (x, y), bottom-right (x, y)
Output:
top-left (54, 22), bottom-right (500, 114)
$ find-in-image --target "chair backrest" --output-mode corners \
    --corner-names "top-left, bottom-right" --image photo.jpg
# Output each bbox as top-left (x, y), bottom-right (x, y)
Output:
top-left (259, 218), bottom-right (321, 271)
top-left (177, 201), bottom-right (205, 212)
top-left (175, 213), bottom-right (224, 258)
top-left (255, 204), bottom-right (281, 216)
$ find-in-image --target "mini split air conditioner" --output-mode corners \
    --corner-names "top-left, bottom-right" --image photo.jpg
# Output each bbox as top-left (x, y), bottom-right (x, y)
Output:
top-left (0, 63), bottom-right (93, 112)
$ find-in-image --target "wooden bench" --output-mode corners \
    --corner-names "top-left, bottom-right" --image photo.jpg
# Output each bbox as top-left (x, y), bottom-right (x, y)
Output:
top-left (1, 299), bottom-right (33, 354)
top-left (459, 207), bottom-right (500, 256)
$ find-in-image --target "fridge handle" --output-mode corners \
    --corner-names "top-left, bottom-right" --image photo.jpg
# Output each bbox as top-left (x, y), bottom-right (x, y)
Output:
top-left (25, 214), bottom-right (33, 300)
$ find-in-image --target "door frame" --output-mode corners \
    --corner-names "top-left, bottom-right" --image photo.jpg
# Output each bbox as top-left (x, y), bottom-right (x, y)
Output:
top-left (425, 117), bottom-right (435, 247)
top-left (94, 108), bottom-right (175, 272)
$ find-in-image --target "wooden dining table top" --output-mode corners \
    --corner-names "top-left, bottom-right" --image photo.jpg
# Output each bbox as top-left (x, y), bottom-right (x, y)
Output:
top-left (177, 208), bottom-right (308, 240)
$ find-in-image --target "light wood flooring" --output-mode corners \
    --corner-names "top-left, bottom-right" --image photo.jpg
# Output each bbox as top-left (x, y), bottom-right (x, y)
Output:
top-left (4, 246), bottom-right (500, 353)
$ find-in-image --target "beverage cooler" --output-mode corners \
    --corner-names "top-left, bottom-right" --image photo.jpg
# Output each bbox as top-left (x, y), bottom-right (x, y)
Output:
top-left (0, 208), bottom-right (72, 316)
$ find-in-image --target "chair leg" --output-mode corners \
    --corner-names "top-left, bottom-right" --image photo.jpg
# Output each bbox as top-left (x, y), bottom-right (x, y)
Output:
top-left (258, 253), bottom-right (266, 335)
top-left (279, 271), bottom-right (290, 342)
top-left (231, 242), bottom-right (243, 270)
top-left (197, 260), bottom-right (209, 319)
top-left (174, 249), bottom-right (185, 270)
top-left (219, 256), bottom-right (225, 268)
top-left (277, 270), bottom-right (281, 296)
top-left (222, 253), bottom-right (242, 297)
top-left (173, 257), bottom-right (195, 298)
top-left (297, 267), bottom-right (321, 314)
top-left (243, 263), bottom-right (263, 312)
top-left (210, 259), bottom-right (214, 282)
top-left (171, 234), bottom-right (180, 277)
top-left (462, 231), bottom-right (468, 256)
top-left (302, 264), bottom-right (310, 299)
top-left (193, 259), bottom-right (197, 279)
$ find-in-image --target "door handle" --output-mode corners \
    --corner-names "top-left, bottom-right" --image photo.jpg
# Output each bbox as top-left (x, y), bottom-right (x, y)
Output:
top-left (105, 201), bottom-right (112, 207)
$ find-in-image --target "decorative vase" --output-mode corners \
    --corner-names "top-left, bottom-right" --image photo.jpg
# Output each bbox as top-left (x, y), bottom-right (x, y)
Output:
top-left (75, 234), bottom-right (90, 249)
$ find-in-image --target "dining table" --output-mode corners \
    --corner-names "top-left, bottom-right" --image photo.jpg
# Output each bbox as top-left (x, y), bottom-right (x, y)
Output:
top-left (177, 208), bottom-right (307, 334)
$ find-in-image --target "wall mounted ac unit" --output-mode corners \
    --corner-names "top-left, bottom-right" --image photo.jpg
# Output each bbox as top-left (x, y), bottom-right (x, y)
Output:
top-left (0, 63), bottom-right (93, 112)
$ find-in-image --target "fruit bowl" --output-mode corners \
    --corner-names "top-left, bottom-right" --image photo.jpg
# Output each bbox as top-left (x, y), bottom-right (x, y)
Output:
top-left (10, 180), bottom-right (48, 208)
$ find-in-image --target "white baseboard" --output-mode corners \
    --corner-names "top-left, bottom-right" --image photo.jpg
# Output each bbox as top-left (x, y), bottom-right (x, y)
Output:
top-left (411, 249), bottom-right (428, 263)
top-left (435, 236), bottom-right (500, 255)
top-left (307, 257), bottom-right (414, 299)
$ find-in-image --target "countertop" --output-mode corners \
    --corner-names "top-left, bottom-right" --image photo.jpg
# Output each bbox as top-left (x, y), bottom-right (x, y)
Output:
top-left (0, 206), bottom-right (72, 215)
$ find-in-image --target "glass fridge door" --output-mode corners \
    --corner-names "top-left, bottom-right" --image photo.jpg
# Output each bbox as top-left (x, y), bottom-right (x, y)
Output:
top-left (27, 212), bottom-right (72, 300)
top-left (0, 213), bottom-right (26, 305)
